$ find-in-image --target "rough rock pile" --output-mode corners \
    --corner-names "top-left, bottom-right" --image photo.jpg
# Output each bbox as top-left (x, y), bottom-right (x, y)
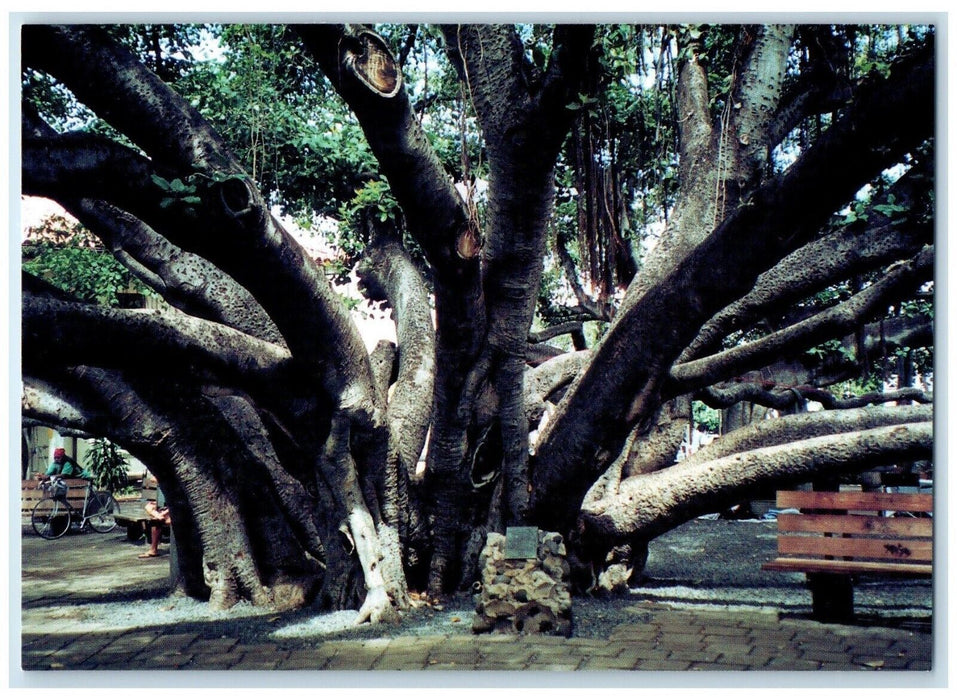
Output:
top-left (471, 529), bottom-right (573, 636)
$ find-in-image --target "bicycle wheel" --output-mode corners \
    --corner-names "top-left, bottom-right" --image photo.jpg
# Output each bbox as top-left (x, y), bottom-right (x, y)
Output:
top-left (32, 498), bottom-right (71, 539)
top-left (87, 493), bottom-right (118, 533)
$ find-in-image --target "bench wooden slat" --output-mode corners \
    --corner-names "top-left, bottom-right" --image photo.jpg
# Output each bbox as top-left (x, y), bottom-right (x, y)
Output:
top-left (22, 489), bottom-right (46, 506)
top-left (22, 478), bottom-right (89, 488)
top-left (21, 478), bottom-right (90, 514)
top-left (777, 534), bottom-right (933, 563)
top-left (762, 557), bottom-right (932, 577)
top-left (776, 490), bottom-right (933, 512)
top-left (30, 504), bottom-right (83, 517)
top-left (29, 499), bottom-right (87, 512)
top-left (776, 512), bottom-right (933, 538)
top-left (22, 478), bottom-right (90, 488)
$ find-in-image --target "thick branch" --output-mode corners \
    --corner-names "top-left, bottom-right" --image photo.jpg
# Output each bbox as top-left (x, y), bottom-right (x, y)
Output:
top-left (709, 312), bottom-right (932, 390)
top-left (730, 25), bottom-right (796, 177)
top-left (807, 387), bottom-right (933, 409)
top-left (43, 362), bottom-right (343, 607)
top-left (611, 27), bottom-right (789, 319)
top-left (22, 377), bottom-right (98, 435)
top-left (524, 350), bottom-right (590, 426)
top-left (297, 29), bottom-right (483, 553)
top-left (673, 32), bottom-right (713, 171)
top-left (582, 420), bottom-right (933, 541)
top-left (554, 232), bottom-right (615, 322)
top-left (686, 403), bottom-right (931, 466)
top-left (296, 24), bottom-right (473, 272)
top-left (22, 131), bottom-right (156, 204)
top-left (358, 232), bottom-right (435, 478)
top-left (699, 384), bottom-right (933, 411)
top-left (23, 25), bottom-right (240, 174)
top-left (208, 394), bottom-right (329, 570)
top-left (680, 163), bottom-right (934, 361)
top-left (616, 28), bottom-right (720, 302)
top-left (23, 293), bottom-right (293, 388)
top-left (528, 321), bottom-right (586, 345)
top-left (669, 246), bottom-right (933, 392)
top-left (65, 198), bottom-right (285, 346)
top-left (765, 29), bottom-right (854, 149)
top-left (540, 25), bottom-right (600, 116)
top-left (614, 399), bottom-right (691, 478)
top-left (443, 24), bottom-right (595, 526)
top-left (319, 414), bottom-right (400, 624)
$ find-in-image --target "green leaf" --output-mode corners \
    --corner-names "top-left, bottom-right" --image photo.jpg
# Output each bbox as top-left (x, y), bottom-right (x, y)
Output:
top-left (151, 174), bottom-right (172, 191)
top-left (169, 178), bottom-right (192, 193)
top-left (873, 203), bottom-right (907, 217)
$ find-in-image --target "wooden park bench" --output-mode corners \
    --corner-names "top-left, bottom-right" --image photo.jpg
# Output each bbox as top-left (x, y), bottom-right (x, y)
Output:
top-left (22, 478), bottom-right (90, 518)
top-left (762, 489), bottom-right (933, 622)
top-left (114, 482), bottom-right (169, 542)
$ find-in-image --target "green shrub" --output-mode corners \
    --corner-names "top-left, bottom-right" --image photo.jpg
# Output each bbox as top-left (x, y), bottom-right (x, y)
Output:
top-left (86, 438), bottom-right (130, 493)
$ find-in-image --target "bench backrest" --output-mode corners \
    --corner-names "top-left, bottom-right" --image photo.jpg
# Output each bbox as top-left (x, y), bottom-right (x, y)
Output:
top-left (22, 478), bottom-right (90, 513)
top-left (775, 490), bottom-right (933, 565)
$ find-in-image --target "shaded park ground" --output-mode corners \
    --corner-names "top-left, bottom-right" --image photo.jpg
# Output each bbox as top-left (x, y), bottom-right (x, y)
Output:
top-left (16, 516), bottom-right (936, 677)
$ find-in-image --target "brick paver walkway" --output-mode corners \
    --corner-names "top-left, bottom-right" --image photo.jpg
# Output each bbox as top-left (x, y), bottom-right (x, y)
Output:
top-left (21, 604), bottom-right (932, 673)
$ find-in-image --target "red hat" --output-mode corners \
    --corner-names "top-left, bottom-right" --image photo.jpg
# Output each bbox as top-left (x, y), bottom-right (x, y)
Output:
top-left (53, 448), bottom-right (65, 458)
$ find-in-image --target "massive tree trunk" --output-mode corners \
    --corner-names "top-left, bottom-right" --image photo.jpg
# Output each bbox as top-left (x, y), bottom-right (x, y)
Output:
top-left (21, 23), bottom-right (935, 613)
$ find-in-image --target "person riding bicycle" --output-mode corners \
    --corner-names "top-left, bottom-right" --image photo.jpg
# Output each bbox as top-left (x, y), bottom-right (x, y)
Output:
top-left (44, 447), bottom-right (92, 482)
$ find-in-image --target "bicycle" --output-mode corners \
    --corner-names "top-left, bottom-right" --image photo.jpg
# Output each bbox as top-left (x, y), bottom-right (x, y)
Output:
top-left (31, 476), bottom-right (119, 540)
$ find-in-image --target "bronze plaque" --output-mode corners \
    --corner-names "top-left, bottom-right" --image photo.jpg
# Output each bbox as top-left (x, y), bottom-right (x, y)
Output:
top-left (504, 526), bottom-right (539, 560)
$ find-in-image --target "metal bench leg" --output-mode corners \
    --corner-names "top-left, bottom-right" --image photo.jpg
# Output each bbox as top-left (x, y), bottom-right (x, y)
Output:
top-left (807, 573), bottom-right (854, 622)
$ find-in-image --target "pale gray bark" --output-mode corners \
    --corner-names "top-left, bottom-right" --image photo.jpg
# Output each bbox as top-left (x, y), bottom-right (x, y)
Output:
top-left (524, 350), bottom-right (591, 427)
top-left (22, 379), bottom-right (95, 435)
top-left (360, 232), bottom-right (435, 482)
top-left (23, 293), bottom-right (292, 386)
top-left (684, 404), bottom-right (932, 467)
top-left (22, 24), bottom-right (405, 618)
top-left (70, 198), bottom-right (286, 346)
top-left (582, 420), bottom-right (933, 540)
top-left (679, 163), bottom-right (933, 363)
top-left (670, 246), bottom-right (933, 392)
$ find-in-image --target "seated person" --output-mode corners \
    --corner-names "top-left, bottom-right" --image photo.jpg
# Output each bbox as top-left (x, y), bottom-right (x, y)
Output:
top-left (139, 494), bottom-right (172, 559)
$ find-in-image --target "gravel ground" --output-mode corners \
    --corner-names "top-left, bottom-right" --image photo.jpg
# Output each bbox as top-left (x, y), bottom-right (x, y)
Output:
top-left (19, 518), bottom-right (933, 645)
